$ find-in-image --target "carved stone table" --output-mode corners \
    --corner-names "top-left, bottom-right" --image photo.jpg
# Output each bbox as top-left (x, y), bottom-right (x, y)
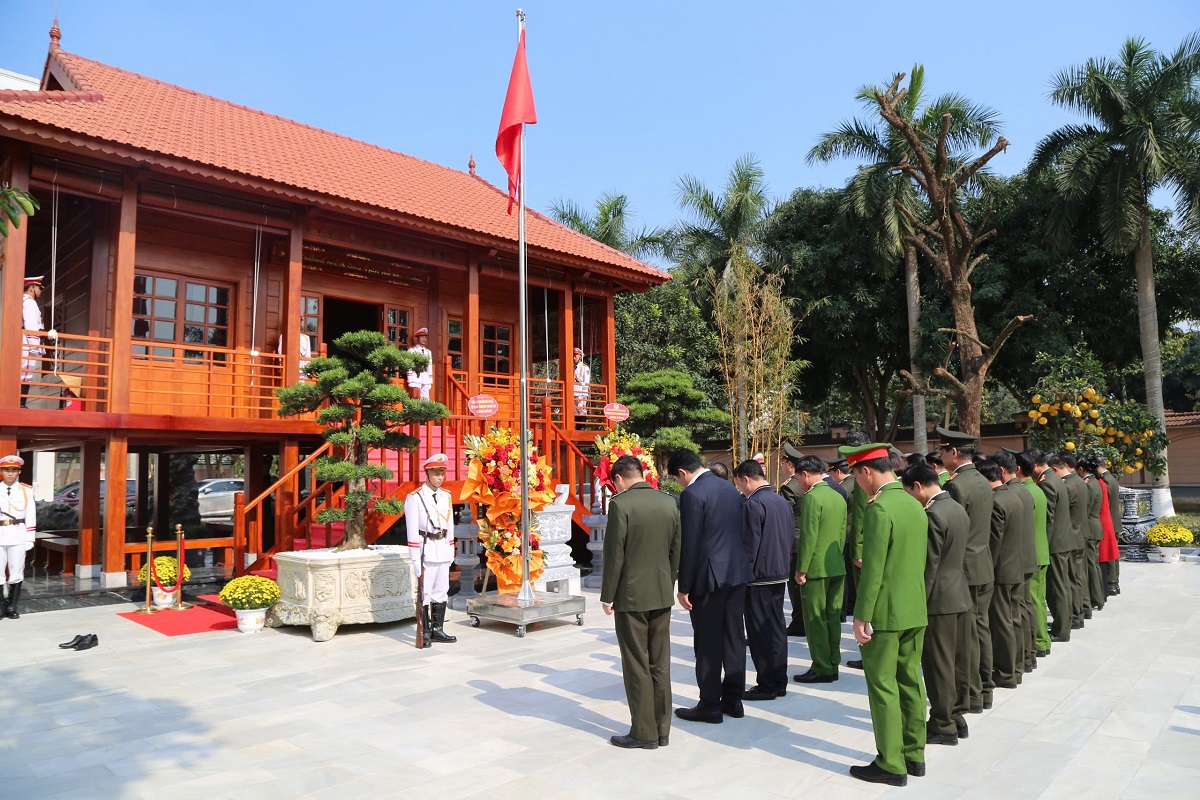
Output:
top-left (266, 545), bottom-right (416, 642)
top-left (533, 485), bottom-right (581, 596)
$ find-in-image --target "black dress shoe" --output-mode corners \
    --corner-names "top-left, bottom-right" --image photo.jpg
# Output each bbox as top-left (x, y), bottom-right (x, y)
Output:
top-left (59, 635), bottom-right (86, 649)
top-left (674, 706), bottom-right (722, 724)
top-left (927, 732), bottom-right (958, 746)
top-left (785, 622), bottom-right (806, 637)
top-left (744, 686), bottom-right (782, 701)
top-left (1036, 649), bottom-right (1050, 657)
top-left (794, 669), bottom-right (838, 684)
top-left (610, 734), bottom-right (657, 749)
top-left (906, 759), bottom-right (926, 777)
top-left (657, 736), bottom-right (669, 747)
top-left (846, 659), bottom-right (863, 670)
top-left (721, 701), bottom-right (745, 719)
top-left (957, 723), bottom-right (969, 739)
top-left (1051, 635), bottom-right (1070, 643)
top-left (983, 699), bottom-right (993, 709)
top-left (73, 634), bottom-right (99, 651)
top-left (849, 761), bottom-right (907, 787)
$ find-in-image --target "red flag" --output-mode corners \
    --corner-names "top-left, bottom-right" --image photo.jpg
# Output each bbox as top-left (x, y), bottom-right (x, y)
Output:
top-left (495, 27), bottom-right (537, 214)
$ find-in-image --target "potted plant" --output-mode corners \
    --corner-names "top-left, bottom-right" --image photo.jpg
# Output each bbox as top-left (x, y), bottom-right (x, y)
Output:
top-left (219, 575), bottom-right (282, 633)
top-left (1146, 519), bottom-right (1194, 564)
top-left (271, 330), bottom-right (449, 641)
top-left (137, 556), bottom-right (191, 608)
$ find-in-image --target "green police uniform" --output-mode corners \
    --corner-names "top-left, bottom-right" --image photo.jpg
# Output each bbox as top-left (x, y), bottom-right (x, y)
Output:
top-left (1100, 469), bottom-right (1122, 592)
top-left (1061, 470), bottom-right (1089, 626)
top-left (844, 442), bottom-right (927, 778)
top-left (988, 479), bottom-right (1029, 691)
top-left (944, 459), bottom-right (994, 710)
top-left (779, 473), bottom-right (805, 635)
top-left (796, 480), bottom-right (847, 676)
top-left (1082, 474), bottom-right (1106, 612)
top-left (1039, 466), bottom-right (1074, 641)
top-left (1023, 476), bottom-right (1052, 653)
top-left (922, 491), bottom-right (972, 738)
top-left (600, 481), bottom-right (682, 743)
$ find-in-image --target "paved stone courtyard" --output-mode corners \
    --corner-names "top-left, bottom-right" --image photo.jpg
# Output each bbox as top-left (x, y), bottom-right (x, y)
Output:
top-left (2, 560), bottom-right (1199, 799)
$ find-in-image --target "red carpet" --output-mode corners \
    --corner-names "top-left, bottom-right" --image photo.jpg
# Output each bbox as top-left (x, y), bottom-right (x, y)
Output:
top-left (118, 602), bottom-right (238, 636)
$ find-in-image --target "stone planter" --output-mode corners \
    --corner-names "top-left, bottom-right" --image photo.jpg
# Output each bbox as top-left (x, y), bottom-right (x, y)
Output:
top-left (235, 607), bottom-right (267, 633)
top-left (266, 545), bottom-right (416, 642)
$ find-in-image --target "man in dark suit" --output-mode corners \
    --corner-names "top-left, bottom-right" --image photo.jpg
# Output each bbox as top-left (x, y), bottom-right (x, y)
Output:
top-left (938, 426), bottom-right (994, 713)
top-left (667, 448), bottom-right (754, 724)
top-left (601, 455), bottom-right (681, 750)
top-left (902, 462), bottom-right (971, 745)
top-left (734, 459), bottom-right (794, 701)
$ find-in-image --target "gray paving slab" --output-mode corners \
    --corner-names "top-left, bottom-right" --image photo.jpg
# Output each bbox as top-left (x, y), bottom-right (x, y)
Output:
top-left (0, 559), bottom-right (1197, 798)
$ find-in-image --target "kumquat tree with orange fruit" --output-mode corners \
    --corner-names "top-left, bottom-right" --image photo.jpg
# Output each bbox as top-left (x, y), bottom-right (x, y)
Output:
top-left (1025, 346), bottom-right (1167, 475)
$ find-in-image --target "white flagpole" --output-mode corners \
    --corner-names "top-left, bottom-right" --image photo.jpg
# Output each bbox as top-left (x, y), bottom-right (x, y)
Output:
top-left (515, 8), bottom-right (535, 605)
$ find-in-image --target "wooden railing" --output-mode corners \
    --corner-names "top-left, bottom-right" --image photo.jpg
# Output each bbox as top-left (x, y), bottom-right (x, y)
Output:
top-left (129, 343), bottom-right (284, 418)
top-left (21, 329), bottom-right (112, 412)
top-left (447, 363), bottom-right (610, 433)
top-left (238, 442), bottom-right (333, 574)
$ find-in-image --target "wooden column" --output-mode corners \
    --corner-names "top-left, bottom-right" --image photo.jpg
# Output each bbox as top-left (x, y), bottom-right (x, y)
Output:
top-left (101, 433), bottom-right (129, 585)
top-left (108, 176), bottom-right (138, 413)
top-left (603, 291), bottom-right (616, 402)
top-left (0, 145), bottom-right (31, 409)
top-left (282, 218), bottom-right (303, 383)
top-left (278, 437), bottom-right (299, 552)
top-left (243, 443), bottom-right (265, 560)
top-left (77, 440), bottom-right (102, 576)
top-left (560, 286), bottom-right (575, 431)
top-left (427, 270), bottom-right (440, 400)
top-left (465, 254), bottom-right (480, 394)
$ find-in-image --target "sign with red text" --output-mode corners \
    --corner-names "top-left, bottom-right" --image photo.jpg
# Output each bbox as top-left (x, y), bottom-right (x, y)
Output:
top-left (603, 402), bottom-right (630, 423)
top-left (468, 394), bottom-right (499, 418)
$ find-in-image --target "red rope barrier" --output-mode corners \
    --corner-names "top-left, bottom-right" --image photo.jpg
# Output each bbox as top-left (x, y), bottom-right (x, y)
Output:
top-left (149, 556), bottom-right (181, 594)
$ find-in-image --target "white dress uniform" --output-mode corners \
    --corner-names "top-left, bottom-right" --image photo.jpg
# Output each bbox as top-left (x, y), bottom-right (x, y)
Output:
top-left (573, 360), bottom-right (591, 415)
top-left (1, 481), bottom-right (36, 586)
top-left (277, 333), bottom-right (312, 379)
top-left (22, 292), bottom-right (45, 383)
top-left (406, 344), bottom-right (434, 400)
top-left (405, 482), bottom-right (454, 604)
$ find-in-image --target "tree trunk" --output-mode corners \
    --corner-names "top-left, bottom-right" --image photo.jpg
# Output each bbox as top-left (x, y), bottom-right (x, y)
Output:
top-left (904, 244), bottom-right (927, 452)
top-left (338, 437), bottom-right (369, 551)
top-left (948, 282), bottom-right (985, 435)
top-left (1135, 212), bottom-right (1175, 517)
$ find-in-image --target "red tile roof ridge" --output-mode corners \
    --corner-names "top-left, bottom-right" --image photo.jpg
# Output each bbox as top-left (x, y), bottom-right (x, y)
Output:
top-left (49, 43), bottom-right (102, 97)
top-left (0, 88), bottom-right (102, 103)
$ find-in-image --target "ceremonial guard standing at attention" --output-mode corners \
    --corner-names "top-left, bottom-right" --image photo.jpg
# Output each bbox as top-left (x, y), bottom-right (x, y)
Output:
top-left (1035, 451), bottom-right (1072, 644)
top-left (842, 443), bottom-right (927, 787)
top-left (793, 455), bottom-right (848, 684)
top-left (1017, 451), bottom-right (1052, 660)
top-left (733, 459), bottom-right (794, 701)
top-left (405, 454), bottom-right (457, 647)
top-left (21, 276), bottom-right (57, 407)
top-left (572, 348), bottom-right (592, 417)
top-left (901, 462), bottom-right (971, 745)
top-left (601, 455), bottom-right (681, 750)
top-left (1098, 460), bottom-right (1123, 596)
top-left (937, 427), bottom-right (994, 713)
top-left (667, 448), bottom-right (753, 724)
top-left (406, 327), bottom-right (434, 401)
top-left (0, 455), bottom-right (36, 619)
top-left (778, 442), bottom-right (806, 637)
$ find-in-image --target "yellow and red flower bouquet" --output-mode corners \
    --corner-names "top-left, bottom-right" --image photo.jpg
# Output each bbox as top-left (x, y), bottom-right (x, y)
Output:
top-left (594, 427), bottom-right (658, 490)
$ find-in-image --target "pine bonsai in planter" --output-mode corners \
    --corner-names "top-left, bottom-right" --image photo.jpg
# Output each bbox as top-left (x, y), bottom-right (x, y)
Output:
top-left (275, 330), bottom-right (449, 551)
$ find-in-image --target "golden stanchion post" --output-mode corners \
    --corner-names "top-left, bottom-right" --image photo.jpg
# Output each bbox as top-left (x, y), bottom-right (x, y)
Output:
top-left (135, 526), bottom-right (158, 614)
top-left (168, 523), bottom-right (193, 611)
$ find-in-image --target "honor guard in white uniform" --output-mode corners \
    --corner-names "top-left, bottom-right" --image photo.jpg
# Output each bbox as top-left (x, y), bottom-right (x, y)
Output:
top-left (0, 455), bottom-right (36, 619)
top-left (572, 347), bottom-right (591, 416)
top-left (406, 453), bottom-right (457, 646)
top-left (406, 327), bottom-right (434, 401)
top-left (277, 317), bottom-right (312, 380)
top-left (21, 276), bottom-right (57, 406)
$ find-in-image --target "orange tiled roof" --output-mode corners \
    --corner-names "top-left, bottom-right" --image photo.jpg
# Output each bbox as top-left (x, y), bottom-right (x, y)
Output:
top-left (0, 38), bottom-right (667, 284)
top-left (1165, 410), bottom-right (1200, 427)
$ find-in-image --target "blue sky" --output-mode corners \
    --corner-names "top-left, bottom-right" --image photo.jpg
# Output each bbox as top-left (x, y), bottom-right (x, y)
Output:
top-left (4, 1), bottom-right (1197, 234)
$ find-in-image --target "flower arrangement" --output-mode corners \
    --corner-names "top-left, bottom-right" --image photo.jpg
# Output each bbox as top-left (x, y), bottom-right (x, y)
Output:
top-left (219, 575), bottom-right (282, 610)
top-left (594, 427), bottom-right (659, 490)
top-left (459, 426), bottom-right (553, 591)
top-left (137, 556), bottom-right (190, 586)
top-left (1146, 520), bottom-right (1195, 549)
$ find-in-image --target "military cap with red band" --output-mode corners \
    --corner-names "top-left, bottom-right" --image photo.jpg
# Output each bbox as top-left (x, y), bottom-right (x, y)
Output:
top-left (837, 442), bottom-right (891, 467)
top-left (0, 454), bottom-right (25, 468)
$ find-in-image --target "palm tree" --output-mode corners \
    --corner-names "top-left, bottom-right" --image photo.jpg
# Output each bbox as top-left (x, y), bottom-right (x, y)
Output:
top-left (549, 192), bottom-right (667, 259)
top-left (808, 65), bottom-right (1002, 452)
top-left (1032, 33), bottom-right (1200, 517)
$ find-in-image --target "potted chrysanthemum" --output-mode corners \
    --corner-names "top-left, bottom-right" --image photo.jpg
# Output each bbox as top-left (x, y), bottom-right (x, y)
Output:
top-left (219, 575), bottom-right (282, 633)
top-left (1146, 520), bottom-right (1194, 564)
top-left (137, 556), bottom-right (191, 608)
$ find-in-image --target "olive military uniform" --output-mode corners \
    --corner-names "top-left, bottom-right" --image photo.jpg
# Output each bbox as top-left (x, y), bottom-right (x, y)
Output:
top-left (921, 491), bottom-right (972, 738)
top-left (1039, 467), bottom-right (1074, 641)
top-left (1082, 475), bottom-right (1106, 613)
top-left (945, 462), bottom-right (994, 710)
top-left (1023, 477), bottom-right (1052, 654)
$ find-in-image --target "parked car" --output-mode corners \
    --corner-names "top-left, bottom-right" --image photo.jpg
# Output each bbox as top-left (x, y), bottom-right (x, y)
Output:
top-left (198, 478), bottom-right (245, 520)
top-left (53, 479), bottom-right (138, 508)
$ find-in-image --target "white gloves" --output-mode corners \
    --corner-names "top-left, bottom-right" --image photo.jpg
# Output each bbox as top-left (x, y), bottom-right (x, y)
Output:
top-left (47, 329), bottom-right (58, 340)
top-left (25, 541), bottom-right (34, 552)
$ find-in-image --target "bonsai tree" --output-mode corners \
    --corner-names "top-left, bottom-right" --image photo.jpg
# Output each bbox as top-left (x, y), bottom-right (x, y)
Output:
top-left (276, 330), bottom-right (448, 551)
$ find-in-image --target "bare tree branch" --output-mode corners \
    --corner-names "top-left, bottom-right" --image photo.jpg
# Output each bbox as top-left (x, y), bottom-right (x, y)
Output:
top-left (982, 315), bottom-right (1035, 372)
top-left (952, 137), bottom-right (1010, 192)
top-left (932, 366), bottom-right (967, 394)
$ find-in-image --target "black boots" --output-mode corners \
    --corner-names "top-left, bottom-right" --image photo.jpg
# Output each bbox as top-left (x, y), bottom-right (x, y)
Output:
top-left (430, 602), bottom-right (457, 643)
top-left (3, 582), bottom-right (21, 619)
top-left (420, 605), bottom-right (432, 648)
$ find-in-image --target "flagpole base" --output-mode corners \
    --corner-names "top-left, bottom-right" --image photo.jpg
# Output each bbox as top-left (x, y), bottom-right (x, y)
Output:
top-left (466, 592), bottom-right (585, 637)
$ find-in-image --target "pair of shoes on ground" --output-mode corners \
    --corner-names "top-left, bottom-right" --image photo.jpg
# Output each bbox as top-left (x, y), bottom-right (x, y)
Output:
top-left (609, 733), bottom-right (669, 749)
top-left (850, 759), bottom-right (923, 786)
top-left (58, 634), bottom-right (99, 651)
